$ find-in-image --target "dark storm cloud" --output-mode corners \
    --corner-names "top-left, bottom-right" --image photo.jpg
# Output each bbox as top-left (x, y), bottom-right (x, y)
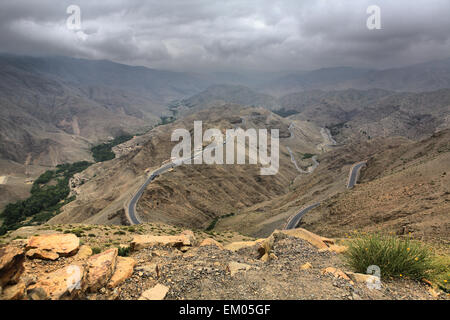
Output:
top-left (1, 0), bottom-right (450, 71)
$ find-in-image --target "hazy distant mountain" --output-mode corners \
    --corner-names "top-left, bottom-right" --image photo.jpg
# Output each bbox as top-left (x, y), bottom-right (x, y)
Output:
top-left (340, 58), bottom-right (450, 92)
top-left (178, 84), bottom-right (281, 112)
top-left (261, 58), bottom-right (450, 95)
top-left (261, 67), bottom-right (372, 96)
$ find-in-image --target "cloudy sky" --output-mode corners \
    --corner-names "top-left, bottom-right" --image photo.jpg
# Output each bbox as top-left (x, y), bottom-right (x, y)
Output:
top-left (1, 0), bottom-right (450, 72)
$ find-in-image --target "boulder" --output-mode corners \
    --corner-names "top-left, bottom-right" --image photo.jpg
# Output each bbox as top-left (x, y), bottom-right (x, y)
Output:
top-left (199, 238), bottom-right (224, 250)
top-left (27, 264), bottom-right (85, 300)
top-left (76, 245), bottom-right (93, 260)
top-left (0, 246), bottom-right (25, 288)
top-left (139, 284), bottom-right (169, 300)
top-left (26, 248), bottom-right (59, 261)
top-left (26, 233), bottom-right (79, 259)
top-left (277, 228), bottom-right (334, 250)
top-left (107, 257), bottom-right (136, 288)
top-left (346, 272), bottom-right (379, 285)
top-left (180, 230), bottom-right (196, 244)
top-left (85, 248), bottom-right (118, 292)
top-left (131, 234), bottom-right (192, 251)
top-left (0, 280), bottom-right (26, 300)
top-left (258, 235), bottom-right (277, 262)
top-left (227, 261), bottom-right (252, 276)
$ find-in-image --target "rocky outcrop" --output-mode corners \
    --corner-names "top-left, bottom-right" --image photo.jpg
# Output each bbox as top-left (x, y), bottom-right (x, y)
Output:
top-left (26, 234), bottom-right (80, 260)
top-left (0, 246), bottom-right (25, 288)
top-left (107, 257), bottom-right (136, 288)
top-left (139, 284), bottom-right (169, 300)
top-left (27, 264), bottom-right (85, 300)
top-left (85, 248), bottom-right (118, 293)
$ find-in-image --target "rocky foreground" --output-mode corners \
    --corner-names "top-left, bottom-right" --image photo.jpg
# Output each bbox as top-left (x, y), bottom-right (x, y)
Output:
top-left (0, 226), bottom-right (446, 300)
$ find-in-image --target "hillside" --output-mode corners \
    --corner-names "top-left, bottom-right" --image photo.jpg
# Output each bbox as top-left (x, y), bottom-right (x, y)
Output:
top-left (300, 129), bottom-right (450, 246)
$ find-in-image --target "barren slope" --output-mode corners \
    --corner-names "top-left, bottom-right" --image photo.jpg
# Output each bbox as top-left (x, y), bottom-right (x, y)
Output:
top-left (300, 129), bottom-right (450, 246)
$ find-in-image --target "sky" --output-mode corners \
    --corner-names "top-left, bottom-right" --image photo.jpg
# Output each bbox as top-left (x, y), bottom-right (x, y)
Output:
top-left (1, 0), bottom-right (450, 72)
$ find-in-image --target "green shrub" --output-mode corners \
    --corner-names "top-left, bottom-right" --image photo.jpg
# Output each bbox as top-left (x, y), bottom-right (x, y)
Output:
top-left (344, 233), bottom-right (434, 280)
top-left (114, 230), bottom-right (126, 235)
top-left (92, 247), bottom-right (101, 255)
top-left (118, 246), bottom-right (131, 257)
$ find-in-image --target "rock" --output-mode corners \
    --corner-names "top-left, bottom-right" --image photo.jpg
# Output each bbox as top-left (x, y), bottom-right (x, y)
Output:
top-left (0, 246), bottom-right (25, 288)
top-left (179, 246), bottom-right (191, 252)
top-left (1, 281), bottom-right (26, 300)
top-left (277, 229), bottom-right (334, 250)
top-left (346, 271), bottom-right (379, 285)
top-left (108, 257), bottom-right (136, 288)
top-left (224, 239), bottom-right (265, 252)
top-left (131, 234), bottom-right (192, 251)
top-left (258, 235), bottom-right (276, 262)
top-left (180, 230), bottom-right (196, 244)
top-left (321, 267), bottom-right (353, 283)
top-left (428, 287), bottom-right (440, 298)
top-left (300, 262), bottom-right (313, 270)
top-left (139, 284), bottom-right (169, 300)
top-left (76, 245), bottom-right (93, 260)
top-left (26, 248), bottom-right (59, 261)
top-left (136, 263), bottom-right (160, 278)
top-left (85, 248), bottom-right (118, 293)
top-left (26, 233), bottom-right (79, 259)
top-left (27, 264), bottom-right (85, 300)
top-left (227, 261), bottom-right (252, 276)
top-left (199, 238), bottom-right (224, 250)
top-left (319, 244), bottom-right (348, 254)
top-left (352, 292), bottom-right (361, 300)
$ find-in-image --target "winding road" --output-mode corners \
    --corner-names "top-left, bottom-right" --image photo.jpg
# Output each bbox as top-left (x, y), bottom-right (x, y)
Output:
top-left (285, 160), bottom-right (367, 229)
top-left (285, 203), bottom-right (321, 230)
top-left (347, 161), bottom-right (367, 189)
